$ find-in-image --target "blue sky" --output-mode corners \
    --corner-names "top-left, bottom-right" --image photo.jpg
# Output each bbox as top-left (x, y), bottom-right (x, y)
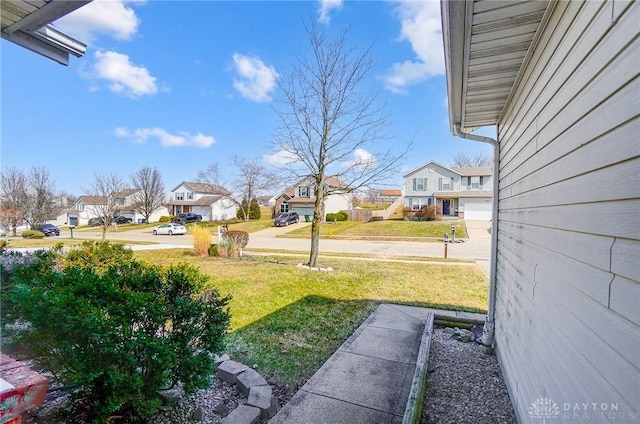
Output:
top-left (1, 0), bottom-right (493, 196)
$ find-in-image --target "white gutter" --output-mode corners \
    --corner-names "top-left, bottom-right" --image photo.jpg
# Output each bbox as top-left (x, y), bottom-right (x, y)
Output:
top-left (452, 124), bottom-right (498, 346)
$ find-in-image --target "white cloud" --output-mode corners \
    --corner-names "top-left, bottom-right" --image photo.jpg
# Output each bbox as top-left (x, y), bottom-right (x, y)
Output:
top-left (90, 51), bottom-right (157, 98)
top-left (55, 0), bottom-right (140, 43)
top-left (263, 149), bottom-right (298, 167)
top-left (385, 0), bottom-right (444, 93)
top-left (318, 0), bottom-right (343, 24)
top-left (342, 148), bottom-right (377, 169)
top-left (115, 127), bottom-right (215, 148)
top-left (231, 53), bottom-right (278, 102)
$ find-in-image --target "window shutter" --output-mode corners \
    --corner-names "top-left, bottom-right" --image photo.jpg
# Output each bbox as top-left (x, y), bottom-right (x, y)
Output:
top-left (438, 177), bottom-right (442, 191)
top-left (413, 178), bottom-right (417, 191)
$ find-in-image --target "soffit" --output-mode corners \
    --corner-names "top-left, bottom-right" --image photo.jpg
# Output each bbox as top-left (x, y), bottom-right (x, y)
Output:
top-left (442, 0), bottom-right (551, 133)
top-left (1, 0), bottom-right (91, 65)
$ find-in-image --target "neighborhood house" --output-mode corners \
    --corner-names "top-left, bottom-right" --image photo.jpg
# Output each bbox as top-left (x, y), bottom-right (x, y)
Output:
top-left (273, 176), bottom-right (352, 220)
top-left (403, 161), bottom-right (492, 220)
top-left (167, 182), bottom-right (237, 222)
top-left (75, 189), bottom-right (166, 226)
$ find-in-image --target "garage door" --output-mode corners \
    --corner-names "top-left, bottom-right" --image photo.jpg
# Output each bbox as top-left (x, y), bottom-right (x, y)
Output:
top-left (293, 207), bottom-right (315, 218)
top-left (464, 202), bottom-right (493, 220)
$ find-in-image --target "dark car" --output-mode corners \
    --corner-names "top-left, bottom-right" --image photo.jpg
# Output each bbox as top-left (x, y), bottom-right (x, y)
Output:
top-left (112, 215), bottom-right (133, 224)
top-left (88, 217), bottom-right (105, 227)
top-left (171, 213), bottom-right (203, 224)
top-left (35, 223), bottom-right (60, 236)
top-left (274, 212), bottom-right (299, 227)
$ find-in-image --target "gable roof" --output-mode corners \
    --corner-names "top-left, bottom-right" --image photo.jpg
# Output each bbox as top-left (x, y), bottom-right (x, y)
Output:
top-left (403, 160), bottom-right (457, 177)
top-left (168, 195), bottom-right (223, 206)
top-left (171, 181), bottom-right (230, 195)
top-left (379, 189), bottom-right (402, 197)
top-left (77, 195), bottom-right (105, 205)
top-left (451, 167), bottom-right (492, 176)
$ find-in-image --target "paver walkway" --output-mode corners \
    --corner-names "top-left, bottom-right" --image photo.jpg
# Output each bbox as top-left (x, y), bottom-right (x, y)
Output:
top-left (270, 304), bottom-right (485, 424)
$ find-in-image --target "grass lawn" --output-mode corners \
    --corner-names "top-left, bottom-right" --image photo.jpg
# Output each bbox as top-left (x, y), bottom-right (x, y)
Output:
top-left (133, 249), bottom-right (487, 387)
top-left (278, 219), bottom-right (468, 240)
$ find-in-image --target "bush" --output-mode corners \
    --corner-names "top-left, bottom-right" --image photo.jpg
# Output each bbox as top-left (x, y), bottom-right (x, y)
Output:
top-left (216, 241), bottom-right (240, 259)
top-left (159, 216), bottom-right (172, 222)
top-left (209, 244), bottom-right (218, 257)
top-left (222, 230), bottom-right (249, 248)
top-left (6, 253), bottom-right (231, 423)
top-left (61, 241), bottom-right (134, 272)
top-left (191, 225), bottom-right (211, 257)
top-left (326, 211), bottom-right (348, 222)
top-left (0, 239), bottom-right (7, 249)
top-left (249, 198), bottom-right (261, 220)
top-left (21, 230), bottom-right (45, 239)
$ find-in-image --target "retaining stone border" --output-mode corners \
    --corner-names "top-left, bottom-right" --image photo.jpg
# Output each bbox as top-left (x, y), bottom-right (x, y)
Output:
top-left (214, 355), bottom-right (279, 423)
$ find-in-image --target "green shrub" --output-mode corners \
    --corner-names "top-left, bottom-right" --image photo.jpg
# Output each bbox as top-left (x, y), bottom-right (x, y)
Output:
top-left (249, 198), bottom-right (261, 219)
top-left (21, 230), bottom-right (45, 239)
top-left (61, 241), bottom-right (134, 272)
top-left (326, 212), bottom-right (348, 222)
top-left (7, 256), bottom-right (231, 423)
top-left (209, 244), bottom-right (218, 257)
top-left (222, 230), bottom-right (249, 248)
top-left (159, 215), bottom-right (172, 222)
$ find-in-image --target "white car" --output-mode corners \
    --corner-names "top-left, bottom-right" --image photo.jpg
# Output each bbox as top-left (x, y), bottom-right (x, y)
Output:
top-left (152, 223), bottom-right (186, 236)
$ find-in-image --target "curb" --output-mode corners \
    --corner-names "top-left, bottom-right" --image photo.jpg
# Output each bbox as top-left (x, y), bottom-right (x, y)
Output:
top-left (402, 312), bottom-right (435, 424)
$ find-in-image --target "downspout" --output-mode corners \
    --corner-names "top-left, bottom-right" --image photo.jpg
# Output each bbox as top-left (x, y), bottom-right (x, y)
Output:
top-left (452, 124), bottom-right (498, 346)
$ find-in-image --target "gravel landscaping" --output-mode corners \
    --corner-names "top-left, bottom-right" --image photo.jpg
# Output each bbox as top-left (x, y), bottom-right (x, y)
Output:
top-left (421, 326), bottom-right (517, 424)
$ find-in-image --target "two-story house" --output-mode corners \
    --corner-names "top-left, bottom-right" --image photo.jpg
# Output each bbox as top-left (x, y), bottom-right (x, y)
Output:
top-left (168, 181), bottom-right (237, 221)
top-left (273, 176), bottom-right (352, 220)
top-left (403, 160), bottom-right (492, 220)
top-left (75, 189), bottom-right (167, 225)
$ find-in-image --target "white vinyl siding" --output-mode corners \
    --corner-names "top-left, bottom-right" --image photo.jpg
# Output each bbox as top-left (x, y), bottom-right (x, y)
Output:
top-left (494, 1), bottom-right (639, 422)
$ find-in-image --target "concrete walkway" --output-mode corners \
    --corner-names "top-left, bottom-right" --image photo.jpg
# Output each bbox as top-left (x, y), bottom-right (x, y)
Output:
top-left (270, 304), bottom-right (485, 424)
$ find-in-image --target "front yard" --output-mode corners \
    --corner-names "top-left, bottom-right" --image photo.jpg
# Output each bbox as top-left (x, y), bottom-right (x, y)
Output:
top-left (133, 250), bottom-right (487, 387)
top-left (278, 219), bottom-right (468, 240)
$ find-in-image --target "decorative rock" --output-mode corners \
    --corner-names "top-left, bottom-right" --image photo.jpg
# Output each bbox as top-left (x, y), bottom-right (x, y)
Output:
top-left (157, 388), bottom-right (182, 405)
top-left (443, 327), bottom-right (456, 335)
top-left (217, 360), bottom-right (249, 384)
top-left (192, 406), bottom-right (204, 421)
top-left (213, 353), bottom-right (231, 367)
top-left (222, 404), bottom-right (261, 424)
top-left (452, 328), bottom-right (473, 343)
top-left (236, 368), bottom-right (268, 396)
top-left (247, 385), bottom-right (279, 419)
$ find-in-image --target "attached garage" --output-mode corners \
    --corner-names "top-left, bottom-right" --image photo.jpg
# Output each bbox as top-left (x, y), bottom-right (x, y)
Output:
top-left (459, 198), bottom-right (492, 221)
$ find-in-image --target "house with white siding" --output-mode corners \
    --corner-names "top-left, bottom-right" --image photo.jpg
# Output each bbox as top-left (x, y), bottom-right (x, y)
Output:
top-left (167, 182), bottom-right (237, 221)
top-left (442, 0), bottom-right (639, 422)
top-left (403, 161), bottom-right (492, 220)
top-left (273, 176), bottom-right (352, 220)
top-left (76, 189), bottom-right (167, 225)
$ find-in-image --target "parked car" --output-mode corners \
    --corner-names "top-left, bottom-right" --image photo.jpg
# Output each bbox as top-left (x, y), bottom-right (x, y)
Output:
top-left (112, 215), bottom-right (133, 224)
top-left (171, 213), bottom-right (202, 224)
top-left (88, 217), bottom-right (105, 227)
top-left (35, 223), bottom-right (60, 236)
top-left (274, 212), bottom-right (300, 227)
top-left (152, 223), bottom-right (186, 236)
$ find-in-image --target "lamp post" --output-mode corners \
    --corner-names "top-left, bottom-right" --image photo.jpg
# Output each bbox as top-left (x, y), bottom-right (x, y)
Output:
top-left (451, 225), bottom-right (456, 242)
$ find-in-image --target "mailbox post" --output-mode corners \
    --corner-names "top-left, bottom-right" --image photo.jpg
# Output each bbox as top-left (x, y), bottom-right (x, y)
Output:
top-left (451, 225), bottom-right (456, 242)
top-left (69, 225), bottom-right (74, 239)
top-left (443, 233), bottom-right (449, 258)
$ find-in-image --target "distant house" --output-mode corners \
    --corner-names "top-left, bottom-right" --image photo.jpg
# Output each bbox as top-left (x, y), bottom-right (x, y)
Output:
top-left (168, 182), bottom-right (236, 221)
top-left (442, 1), bottom-right (639, 422)
top-left (403, 161), bottom-right (492, 220)
top-left (75, 189), bottom-right (167, 225)
top-left (273, 176), bottom-right (352, 220)
top-left (378, 189), bottom-right (403, 203)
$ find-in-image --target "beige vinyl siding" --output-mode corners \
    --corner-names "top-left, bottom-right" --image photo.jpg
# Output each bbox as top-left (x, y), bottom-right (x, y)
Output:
top-left (494, 0), bottom-right (639, 421)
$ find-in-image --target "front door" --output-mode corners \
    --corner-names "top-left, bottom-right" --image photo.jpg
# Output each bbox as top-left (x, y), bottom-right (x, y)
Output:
top-left (443, 199), bottom-right (450, 215)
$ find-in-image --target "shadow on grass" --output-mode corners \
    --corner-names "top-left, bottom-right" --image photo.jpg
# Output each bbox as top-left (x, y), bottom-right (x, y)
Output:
top-left (224, 295), bottom-right (473, 391)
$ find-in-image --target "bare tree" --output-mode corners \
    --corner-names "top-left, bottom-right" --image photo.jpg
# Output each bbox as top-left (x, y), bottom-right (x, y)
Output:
top-left (272, 25), bottom-right (407, 267)
top-left (0, 168), bottom-right (29, 235)
top-left (130, 166), bottom-right (165, 223)
top-left (230, 156), bottom-right (275, 221)
top-left (27, 166), bottom-right (57, 227)
top-left (196, 157), bottom-right (275, 222)
top-left (451, 152), bottom-right (492, 168)
top-left (84, 173), bottom-right (124, 240)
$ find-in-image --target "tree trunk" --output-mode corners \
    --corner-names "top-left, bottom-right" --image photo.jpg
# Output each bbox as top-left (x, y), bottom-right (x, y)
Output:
top-left (309, 183), bottom-right (324, 267)
top-left (102, 227), bottom-right (107, 241)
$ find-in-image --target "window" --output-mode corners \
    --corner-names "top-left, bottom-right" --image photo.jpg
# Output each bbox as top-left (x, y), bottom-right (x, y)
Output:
top-left (413, 178), bottom-right (425, 191)
top-left (441, 177), bottom-right (454, 191)
top-left (187, 192), bottom-right (194, 200)
top-left (176, 192), bottom-right (184, 200)
top-left (465, 177), bottom-right (471, 189)
top-left (479, 176), bottom-right (484, 188)
top-left (471, 177), bottom-right (479, 189)
top-left (298, 186), bottom-right (309, 197)
top-left (280, 202), bottom-right (289, 213)
top-left (117, 198), bottom-right (125, 206)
